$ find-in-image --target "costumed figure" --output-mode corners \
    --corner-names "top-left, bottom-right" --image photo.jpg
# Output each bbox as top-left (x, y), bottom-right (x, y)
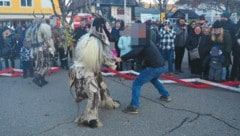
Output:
top-left (25, 13), bottom-right (55, 87)
top-left (69, 16), bottom-right (120, 128)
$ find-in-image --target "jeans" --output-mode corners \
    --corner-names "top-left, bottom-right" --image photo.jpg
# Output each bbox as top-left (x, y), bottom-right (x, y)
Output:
top-left (160, 49), bottom-right (174, 73)
top-left (131, 66), bottom-right (170, 108)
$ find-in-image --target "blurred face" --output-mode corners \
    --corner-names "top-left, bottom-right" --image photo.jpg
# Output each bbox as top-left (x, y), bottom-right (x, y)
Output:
top-left (194, 26), bottom-right (201, 35)
top-left (179, 19), bottom-right (185, 26)
top-left (115, 22), bottom-right (121, 29)
top-left (213, 28), bottom-right (221, 34)
top-left (191, 22), bottom-right (196, 28)
top-left (203, 28), bottom-right (210, 35)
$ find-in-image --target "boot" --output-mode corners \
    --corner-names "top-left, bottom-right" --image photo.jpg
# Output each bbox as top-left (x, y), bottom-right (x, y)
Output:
top-left (32, 75), bottom-right (42, 87)
top-left (40, 76), bottom-right (48, 86)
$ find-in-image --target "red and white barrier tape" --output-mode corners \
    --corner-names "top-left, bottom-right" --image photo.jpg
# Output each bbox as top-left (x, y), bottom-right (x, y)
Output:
top-left (0, 67), bottom-right (61, 77)
top-left (101, 68), bottom-right (240, 93)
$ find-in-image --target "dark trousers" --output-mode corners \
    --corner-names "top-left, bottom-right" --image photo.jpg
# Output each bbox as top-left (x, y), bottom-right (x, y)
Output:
top-left (59, 48), bottom-right (69, 69)
top-left (190, 58), bottom-right (202, 75)
top-left (4, 57), bottom-right (15, 68)
top-left (230, 55), bottom-right (240, 80)
top-left (22, 60), bottom-right (34, 77)
top-left (174, 46), bottom-right (185, 71)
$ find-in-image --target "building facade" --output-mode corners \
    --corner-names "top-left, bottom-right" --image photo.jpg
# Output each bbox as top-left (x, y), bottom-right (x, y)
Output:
top-left (0, 0), bottom-right (60, 26)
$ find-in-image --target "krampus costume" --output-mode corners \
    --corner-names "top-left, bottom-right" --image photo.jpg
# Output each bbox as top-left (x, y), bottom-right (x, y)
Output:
top-left (69, 17), bottom-right (120, 128)
top-left (25, 14), bottom-right (55, 87)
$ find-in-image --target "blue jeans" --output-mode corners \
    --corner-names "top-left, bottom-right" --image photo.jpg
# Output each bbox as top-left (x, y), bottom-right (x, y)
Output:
top-left (160, 49), bottom-right (174, 73)
top-left (131, 66), bottom-right (170, 108)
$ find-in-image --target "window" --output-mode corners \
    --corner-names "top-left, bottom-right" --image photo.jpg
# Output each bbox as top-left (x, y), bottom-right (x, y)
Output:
top-left (21, 0), bottom-right (32, 7)
top-left (0, 0), bottom-right (11, 7)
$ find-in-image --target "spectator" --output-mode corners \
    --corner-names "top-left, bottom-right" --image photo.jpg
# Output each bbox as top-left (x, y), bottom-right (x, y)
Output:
top-left (118, 26), bottom-right (133, 70)
top-left (230, 21), bottom-right (240, 81)
top-left (220, 12), bottom-right (236, 80)
top-left (174, 18), bottom-right (188, 74)
top-left (0, 23), bottom-right (4, 70)
top-left (210, 20), bottom-right (232, 81)
top-left (187, 20), bottom-right (196, 36)
top-left (19, 41), bottom-right (34, 78)
top-left (58, 35), bottom-right (69, 70)
top-left (201, 27), bottom-right (212, 79)
top-left (158, 20), bottom-right (176, 75)
top-left (186, 26), bottom-right (203, 77)
top-left (2, 26), bottom-right (16, 68)
top-left (111, 20), bottom-right (123, 70)
top-left (203, 46), bottom-right (225, 82)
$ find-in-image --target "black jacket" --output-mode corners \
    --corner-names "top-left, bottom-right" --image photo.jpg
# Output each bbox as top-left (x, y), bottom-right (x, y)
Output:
top-left (121, 28), bottom-right (165, 68)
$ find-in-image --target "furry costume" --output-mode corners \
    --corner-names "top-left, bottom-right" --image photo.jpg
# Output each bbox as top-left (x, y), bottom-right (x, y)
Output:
top-left (69, 17), bottom-right (120, 128)
top-left (25, 16), bottom-right (55, 87)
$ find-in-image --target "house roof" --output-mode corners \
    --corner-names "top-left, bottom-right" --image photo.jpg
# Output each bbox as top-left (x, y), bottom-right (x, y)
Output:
top-left (135, 7), bottom-right (160, 16)
top-left (99, 0), bottom-right (137, 6)
top-left (170, 9), bottom-right (199, 19)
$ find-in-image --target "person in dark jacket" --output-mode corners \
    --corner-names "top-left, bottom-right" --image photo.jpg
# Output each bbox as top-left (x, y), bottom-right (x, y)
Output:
top-left (0, 23), bottom-right (3, 70)
top-left (115, 23), bottom-right (171, 115)
top-left (210, 20), bottom-right (232, 81)
top-left (174, 18), bottom-right (188, 73)
top-left (186, 25), bottom-right (205, 77)
top-left (230, 23), bottom-right (240, 81)
top-left (2, 27), bottom-right (16, 68)
top-left (111, 20), bottom-right (123, 70)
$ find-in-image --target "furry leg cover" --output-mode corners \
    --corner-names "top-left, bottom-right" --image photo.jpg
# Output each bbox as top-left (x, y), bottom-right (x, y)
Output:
top-left (96, 72), bottom-right (120, 109)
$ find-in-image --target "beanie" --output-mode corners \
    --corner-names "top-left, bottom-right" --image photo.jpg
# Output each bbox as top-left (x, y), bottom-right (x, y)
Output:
top-left (212, 20), bottom-right (222, 29)
top-left (221, 12), bottom-right (230, 18)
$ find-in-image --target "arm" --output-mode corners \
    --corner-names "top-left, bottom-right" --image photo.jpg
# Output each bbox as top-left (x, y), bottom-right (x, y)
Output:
top-left (120, 46), bottom-right (144, 61)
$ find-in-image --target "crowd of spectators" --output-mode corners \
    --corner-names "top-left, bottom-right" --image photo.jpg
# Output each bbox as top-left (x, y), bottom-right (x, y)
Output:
top-left (1, 12), bottom-right (240, 82)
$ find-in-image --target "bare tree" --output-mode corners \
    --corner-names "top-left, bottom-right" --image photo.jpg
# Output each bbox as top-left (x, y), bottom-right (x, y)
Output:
top-left (175, 0), bottom-right (240, 14)
top-left (50, 0), bottom-right (95, 26)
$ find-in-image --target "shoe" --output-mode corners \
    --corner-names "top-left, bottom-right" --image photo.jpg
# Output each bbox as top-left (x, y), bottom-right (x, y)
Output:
top-left (160, 96), bottom-right (171, 102)
top-left (122, 105), bottom-right (138, 114)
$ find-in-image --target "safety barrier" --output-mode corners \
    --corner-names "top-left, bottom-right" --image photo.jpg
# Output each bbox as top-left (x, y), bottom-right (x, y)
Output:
top-left (101, 68), bottom-right (240, 93)
top-left (0, 67), bottom-right (61, 77)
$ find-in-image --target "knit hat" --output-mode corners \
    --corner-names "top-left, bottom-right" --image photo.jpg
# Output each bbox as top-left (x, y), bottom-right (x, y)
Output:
top-left (221, 12), bottom-right (230, 18)
top-left (199, 15), bottom-right (205, 20)
top-left (145, 20), bottom-right (152, 26)
top-left (212, 20), bottom-right (222, 29)
top-left (163, 20), bottom-right (171, 26)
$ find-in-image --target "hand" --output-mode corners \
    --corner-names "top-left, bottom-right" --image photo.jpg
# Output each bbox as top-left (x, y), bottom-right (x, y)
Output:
top-left (115, 57), bottom-right (122, 62)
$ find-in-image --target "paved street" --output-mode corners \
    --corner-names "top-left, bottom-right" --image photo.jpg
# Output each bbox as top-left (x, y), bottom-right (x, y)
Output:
top-left (1, 54), bottom-right (240, 136)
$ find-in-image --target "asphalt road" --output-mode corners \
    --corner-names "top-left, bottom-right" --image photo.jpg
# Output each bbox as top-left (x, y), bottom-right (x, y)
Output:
top-left (1, 53), bottom-right (240, 136)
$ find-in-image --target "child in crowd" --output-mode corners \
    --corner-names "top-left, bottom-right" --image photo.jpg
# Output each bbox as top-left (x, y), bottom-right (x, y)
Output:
top-left (203, 46), bottom-right (225, 82)
top-left (118, 26), bottom-right (133, 70)
top-left (20, 41), bottom-right (34, 78)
